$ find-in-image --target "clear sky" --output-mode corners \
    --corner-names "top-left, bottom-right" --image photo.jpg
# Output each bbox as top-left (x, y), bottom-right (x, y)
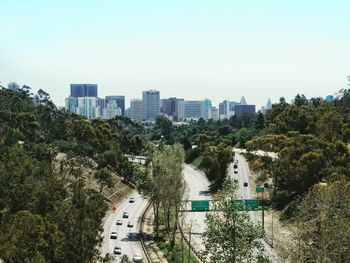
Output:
top-left (1, 0), bottom-right (349, 108)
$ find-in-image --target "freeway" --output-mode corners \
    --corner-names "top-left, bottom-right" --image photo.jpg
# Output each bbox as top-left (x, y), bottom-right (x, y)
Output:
top-left (182, 164), bottom-right (211, 253)
top-left (232, 153), bottom-right (280, 262)
top-left (233, 148), bottom-right (278, 159)
top-left (101, 192), bottom-right (149, 262)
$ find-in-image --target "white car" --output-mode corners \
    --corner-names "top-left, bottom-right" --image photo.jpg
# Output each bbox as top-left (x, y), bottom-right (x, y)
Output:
top-left (129, 197), bottom-right (136, 203)
top-left (234, 168), bottom-right (238, 174)
top-left (113, 246), bottom-right (122, 255)
top-left (116, 219), bottom-right (123, 225)
top-left (132, 252), bottom-right (143, 262)
top-left (127, 220), bottom-right (134, 228)
top-left (110, 231), bottom-right (117, 239)
top-left (123, 212), bottom-right (129, 218)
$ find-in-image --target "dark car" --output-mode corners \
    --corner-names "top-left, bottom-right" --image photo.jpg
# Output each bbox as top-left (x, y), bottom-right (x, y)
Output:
top-left (123, 212), bottom-right (129, 218)
top-left (110, 231), bottom-right (117, 239)
top-left (244, 182), bottom-right (248, 187)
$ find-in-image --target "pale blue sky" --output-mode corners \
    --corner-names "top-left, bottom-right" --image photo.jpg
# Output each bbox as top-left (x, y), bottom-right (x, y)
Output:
top-left (1, 0), bottom-right (349, 108)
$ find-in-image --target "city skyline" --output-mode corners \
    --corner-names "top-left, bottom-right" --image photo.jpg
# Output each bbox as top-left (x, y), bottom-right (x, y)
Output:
top-left (1, 1), bottom-right (349, 108)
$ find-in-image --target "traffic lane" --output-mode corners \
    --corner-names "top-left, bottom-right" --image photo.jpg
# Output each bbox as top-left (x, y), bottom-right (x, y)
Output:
top-left (183, 165), bottom-right (211, 251)
top-left (102, 192), bottom-right (148, 262)
top-left (235, 153), bottom-right (252, 200)
top-left (183, 165), bottom-right (211, 200)
top-left (235, 153), bottom-right (257, 222)
top-left (234, 154), bottom-right (280, 262)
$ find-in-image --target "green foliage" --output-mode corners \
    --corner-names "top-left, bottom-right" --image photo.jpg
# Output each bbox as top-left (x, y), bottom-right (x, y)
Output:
top-left (247, 90), bottom-right (350, 209)
top-left (201, 143), bottom-right (233, 184)
top-left (282, 182), bottom-right (350, 263)
top-left (203, 180), bottom-right (268, 263)
top-left (139, 144), bottom-right (185, 244)
top-left (0, 87), bottom-right (141, 262)
top-left (158, 241), bottom-right (198, 263)
top-left (185, 147), bottom-right (201, 164)
top-left (191, 155), bottom-right (203, 168)
top-left (94, 168), bottom-right (114, 193)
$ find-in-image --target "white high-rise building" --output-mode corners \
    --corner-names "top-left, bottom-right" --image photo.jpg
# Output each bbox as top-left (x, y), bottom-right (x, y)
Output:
top-left (76, 97), bottom-right (100, 119)
top-left (130, 99), bottom-right (143, 121)
top-left (142, 90), bottom-right (160, 121)
top-left (207, 107), bottom-right (219, 120)
top-left (103, 99), bottom-right (122, 119)
top-left (266, 98), bottom-right (272, 110)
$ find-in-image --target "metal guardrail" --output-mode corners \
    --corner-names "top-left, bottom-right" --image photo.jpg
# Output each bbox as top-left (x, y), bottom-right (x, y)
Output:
top-left (140, 201), bottom-right (153, 263)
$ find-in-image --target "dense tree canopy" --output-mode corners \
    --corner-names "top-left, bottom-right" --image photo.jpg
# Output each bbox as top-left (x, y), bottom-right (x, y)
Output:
top-left (0, 87), bottom-right (143, 262)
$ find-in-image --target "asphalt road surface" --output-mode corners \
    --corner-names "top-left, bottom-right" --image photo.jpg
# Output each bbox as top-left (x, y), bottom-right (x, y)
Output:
top-left (233, 153), bottom-right (280, 262)
top-left (102, 192), bottom-right (149, 262)
top-left (182, 164), bottom-right (211, 253)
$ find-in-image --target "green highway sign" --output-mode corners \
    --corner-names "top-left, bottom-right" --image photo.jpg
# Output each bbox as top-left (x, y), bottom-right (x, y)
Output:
top-left (256, 187), bottom-right (265, 193)
top-left (234, 200), bottom-right (245, 210)
top-left (191, 200), bottom-right (210, 211)
top-left (234, 199), bottom-right (260, 211)
top-left (245, 199), bottom-right (260, 210)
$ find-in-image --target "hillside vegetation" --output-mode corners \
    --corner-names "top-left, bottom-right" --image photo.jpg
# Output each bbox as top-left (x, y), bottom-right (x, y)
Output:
top-left (0, 87), bottom-right (142, 262)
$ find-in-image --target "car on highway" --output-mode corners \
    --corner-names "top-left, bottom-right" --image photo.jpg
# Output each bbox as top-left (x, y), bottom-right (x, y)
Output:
top-left (113, 246), bottom-right (122, 255)
top-left (234, 168), bottom-right (238, 174)
top-left (233, 164), bottom-right (238, 169)
top-left (123, 212), bottom-right (129, 218)
top-left (244, 182), bottom-right (248, 187)
top-left (129, 197), bottom-right (136, 203)
top-left (116, 219), bottom-right (123, 225)
top-left (127, 220), bottom-right (134, 228)
top-left (110, 231), bottom-right (118, 239)
top-left (132, 252), bottom-right (143, 262)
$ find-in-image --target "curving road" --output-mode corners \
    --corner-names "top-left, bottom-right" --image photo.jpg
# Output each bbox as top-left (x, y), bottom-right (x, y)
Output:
top-left (182, 164), bottom-right (211, 253)
top-left (102, 192), bottom-right (149, 262)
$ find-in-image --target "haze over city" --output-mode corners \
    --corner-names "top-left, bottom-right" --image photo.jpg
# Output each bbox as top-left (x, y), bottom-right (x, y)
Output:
top-left (1, 1), bottom-right (350, 108)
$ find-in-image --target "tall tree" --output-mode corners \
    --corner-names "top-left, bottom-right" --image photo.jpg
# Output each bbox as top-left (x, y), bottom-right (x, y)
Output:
top-left (203, 180), bottom-right (267, 263)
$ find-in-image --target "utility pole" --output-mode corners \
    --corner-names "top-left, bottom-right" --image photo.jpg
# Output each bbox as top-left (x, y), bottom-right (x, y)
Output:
top-left (262, 191), bottom-right (265, 232)
top-left (271, 210), bottom-right (274, 247)
top-left (188, 220), bottom-right (193, 263)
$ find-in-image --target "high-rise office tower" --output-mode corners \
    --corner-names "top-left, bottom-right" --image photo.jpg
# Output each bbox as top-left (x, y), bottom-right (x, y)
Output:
top-left (240, 96), bottom-right (247, 105)
top-left (161, 97), bottom-right (185, 121)
top-left (76, 97), bottom-right (100, 119)
top-left (219, 100), bottom-right (231, 119)
top-left (234, 104), bottom-right (256, 117)
top-left (70, 84), bottom-right (98, 97)
top-left (184, 101), bottom-right (205, 120)
top-left (266, 98), bottom-right (272, 110)
top-left (103, 99), bottom-right (122, 119)
top-left (105, 96), bottom-right (125, 115)
top-left (142, 90), bottom-right (160, 121)
top-left (8, 82), bottom-right (20, 91)
top-left (130, 99), bottom-right (143, 121)
top-left (66, 84), bottom-right (99, 119)
top-left (207, 107), bottom-right (219, 120)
